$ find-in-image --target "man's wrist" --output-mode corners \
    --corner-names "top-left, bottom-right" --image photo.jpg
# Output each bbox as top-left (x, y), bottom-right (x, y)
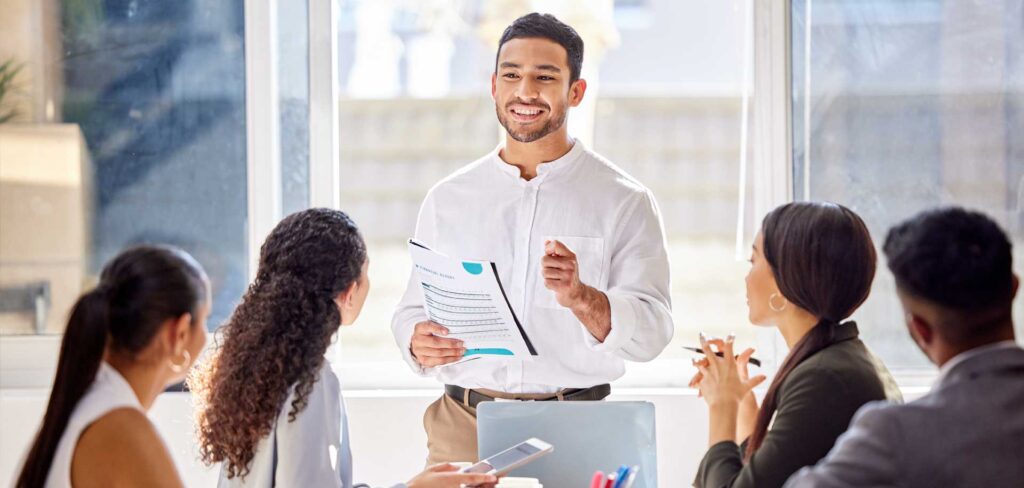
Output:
top-left (569, 285), bottom-right (598, 314)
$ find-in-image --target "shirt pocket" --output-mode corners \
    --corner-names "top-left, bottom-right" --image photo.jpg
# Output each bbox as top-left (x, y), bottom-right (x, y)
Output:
top-left (534, 235), bottom-right (607, 310)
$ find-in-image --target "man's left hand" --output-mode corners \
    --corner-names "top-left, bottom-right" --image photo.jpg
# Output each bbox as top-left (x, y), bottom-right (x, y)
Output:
top-left (542, 239), bottom-right (587, 308)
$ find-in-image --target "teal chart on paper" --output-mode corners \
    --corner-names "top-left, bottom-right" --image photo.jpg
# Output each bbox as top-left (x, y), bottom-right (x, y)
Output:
top-left (409, 239), bottom-right (537, 363)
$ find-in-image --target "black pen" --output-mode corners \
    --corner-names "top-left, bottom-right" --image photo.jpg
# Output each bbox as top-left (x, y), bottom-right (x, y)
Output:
top-left (683, 346), bottom-right (762, 367)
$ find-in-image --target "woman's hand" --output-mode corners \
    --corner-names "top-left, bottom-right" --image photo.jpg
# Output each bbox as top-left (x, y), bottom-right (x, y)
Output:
top-left (694, 334), bottom-right (766, 407)
top-left (690, 344), bottom-right (762, 443)
top-left (692, 334), bottom-right (767, 446)
top-left (406, 463), bottom-right (497, 488)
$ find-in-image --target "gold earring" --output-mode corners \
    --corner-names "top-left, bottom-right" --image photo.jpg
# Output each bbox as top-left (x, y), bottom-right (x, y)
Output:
top-left (168, 350), bottom-right (191, 374)
top-left (769, 293), bottom-right (788, 312)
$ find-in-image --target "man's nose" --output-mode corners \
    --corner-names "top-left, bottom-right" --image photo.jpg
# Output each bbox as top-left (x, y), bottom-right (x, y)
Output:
top-left (514, 78), bottom-right (540, 101)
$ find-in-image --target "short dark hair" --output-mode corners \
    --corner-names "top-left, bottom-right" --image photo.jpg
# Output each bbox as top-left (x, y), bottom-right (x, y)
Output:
top-left (884, 207), bottom-right (1014, 316)
top-left (496, 13), bottom-right (584, 83)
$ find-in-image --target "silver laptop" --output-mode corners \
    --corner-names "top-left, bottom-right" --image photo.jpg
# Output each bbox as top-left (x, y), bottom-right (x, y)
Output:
top-left (477, 401), bottom-right (657, 487)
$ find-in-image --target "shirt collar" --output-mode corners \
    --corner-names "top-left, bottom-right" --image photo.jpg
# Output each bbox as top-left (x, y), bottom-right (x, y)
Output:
top-left (491, 138), bottom-right (586, 182)
top-left (936, 340), bottom-right (1020, 386)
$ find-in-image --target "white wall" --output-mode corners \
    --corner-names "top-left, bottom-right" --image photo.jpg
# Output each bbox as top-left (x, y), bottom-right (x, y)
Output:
top-left (0, 388), bottom-right (712, 487)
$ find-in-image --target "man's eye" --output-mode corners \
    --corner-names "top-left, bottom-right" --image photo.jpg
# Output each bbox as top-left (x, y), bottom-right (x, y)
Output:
top-left (503, 73), bottom-right (519, 79)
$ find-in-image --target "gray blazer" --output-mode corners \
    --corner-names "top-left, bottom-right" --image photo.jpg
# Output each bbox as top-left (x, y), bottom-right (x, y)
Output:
top-left (785, 343), bottom-right (1024, 488)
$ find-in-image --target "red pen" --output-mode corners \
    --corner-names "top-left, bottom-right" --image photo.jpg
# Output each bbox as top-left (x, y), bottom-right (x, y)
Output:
top-left (590, 471), bottom-right (606, 488)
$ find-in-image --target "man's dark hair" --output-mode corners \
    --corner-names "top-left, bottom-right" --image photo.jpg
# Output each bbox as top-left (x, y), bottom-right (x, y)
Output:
top-left (496, 13), bottom-right (584, 83)
top-left (884, 207), bottom-right (1014, 335)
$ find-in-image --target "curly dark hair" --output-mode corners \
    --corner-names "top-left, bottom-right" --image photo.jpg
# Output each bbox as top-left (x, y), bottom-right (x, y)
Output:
top-left (190, 208), bottom-right (366, 479)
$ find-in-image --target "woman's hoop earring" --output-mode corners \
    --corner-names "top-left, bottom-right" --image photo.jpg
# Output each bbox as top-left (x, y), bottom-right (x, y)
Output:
top-left (168, 350), bottom-right (191, 374)
top-left (769, 292), bottom-right (788, 312)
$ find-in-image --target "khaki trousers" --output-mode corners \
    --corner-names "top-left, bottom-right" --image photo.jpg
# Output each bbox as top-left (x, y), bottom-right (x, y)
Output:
top-left (422, 388), bottom-right (568, 466)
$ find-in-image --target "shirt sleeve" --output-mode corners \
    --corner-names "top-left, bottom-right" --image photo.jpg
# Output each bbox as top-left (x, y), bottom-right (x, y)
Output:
top-left (274, 368), bottom-right (349, 488)
top-left (582, 190), bottom-right (674, 361)
top-left (390, 191), bottom-right (438, 376)
top-left (696, 368), bottom-right (872, 488)
top-left (783, 402), bottom-right (901, 488)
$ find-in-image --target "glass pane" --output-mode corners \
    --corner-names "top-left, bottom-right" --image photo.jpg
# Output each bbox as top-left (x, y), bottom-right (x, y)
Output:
top-left (792, 0), bottom-right (1024, 369)
top-left (279, 0), bottom-right (311, 216)
top-left (335, 0), bottom-right (752, 371)
top-left (0, 0), bottom-right (248, 334)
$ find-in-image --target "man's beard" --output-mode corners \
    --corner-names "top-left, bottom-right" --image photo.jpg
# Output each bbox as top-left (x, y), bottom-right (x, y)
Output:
top-left (496, 103), bottom-right (568, 143)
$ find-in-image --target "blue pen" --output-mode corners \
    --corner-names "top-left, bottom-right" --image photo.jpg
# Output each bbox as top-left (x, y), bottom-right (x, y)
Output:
top-left (611, 466), bottom-right (630, 488)
top-left (621, 466), bottom-right (639, 488)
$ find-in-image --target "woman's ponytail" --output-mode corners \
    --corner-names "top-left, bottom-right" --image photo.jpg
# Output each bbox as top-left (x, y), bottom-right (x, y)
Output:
top-left (16, 289), bottom-right (112, 488)
top-left (16, 245), bottom-right (207, 487)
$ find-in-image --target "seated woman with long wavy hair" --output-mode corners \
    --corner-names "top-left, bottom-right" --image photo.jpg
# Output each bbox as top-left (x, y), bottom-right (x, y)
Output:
top-left (190, 208), bottom-right (495, 488)
top-left (690, 202), bottom-right (902, 488)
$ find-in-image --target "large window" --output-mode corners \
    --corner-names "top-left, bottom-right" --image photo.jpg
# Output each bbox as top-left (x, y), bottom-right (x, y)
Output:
top-left (791, 0), bottom-right (1024, 370)
top-left (1, 0), bottom-right (249, 336)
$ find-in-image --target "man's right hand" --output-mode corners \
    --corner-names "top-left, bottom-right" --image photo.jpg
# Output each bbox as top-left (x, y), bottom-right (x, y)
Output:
top-left (410, 321), bottom-right (466, 367)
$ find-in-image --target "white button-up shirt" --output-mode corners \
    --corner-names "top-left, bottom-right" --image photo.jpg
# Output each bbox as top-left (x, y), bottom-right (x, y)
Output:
top-left (391, 140), bottom-right (674, 393)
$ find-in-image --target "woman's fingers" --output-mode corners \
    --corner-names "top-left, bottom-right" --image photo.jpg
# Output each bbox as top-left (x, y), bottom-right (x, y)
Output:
top-left (737, 347), bottom-right (756, 381)
top-left (746, 374), bottom-right (768, 390)
top-left (721, 334), bottom-right (736, 366)
top-left (688, 370), bottom-right (704, 388)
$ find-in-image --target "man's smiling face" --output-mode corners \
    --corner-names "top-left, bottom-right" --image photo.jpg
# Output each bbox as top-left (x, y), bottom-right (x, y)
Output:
top-left (492, 37), bottom-right (581, 143)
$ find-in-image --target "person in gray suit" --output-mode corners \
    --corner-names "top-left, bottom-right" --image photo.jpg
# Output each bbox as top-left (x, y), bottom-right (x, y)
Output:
top-left (785, 206), bottom-right (1024, 488)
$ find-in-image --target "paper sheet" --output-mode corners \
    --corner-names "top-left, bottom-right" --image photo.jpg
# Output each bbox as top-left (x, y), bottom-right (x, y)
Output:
top-left (409, 239), bottom-right (537, 360)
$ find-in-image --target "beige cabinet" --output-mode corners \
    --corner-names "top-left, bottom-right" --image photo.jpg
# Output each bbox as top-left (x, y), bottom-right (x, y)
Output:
top-left (0, 124), bottom-right (91, 334)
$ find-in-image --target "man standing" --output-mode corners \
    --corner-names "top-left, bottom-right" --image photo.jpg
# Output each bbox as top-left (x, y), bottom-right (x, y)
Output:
top-left (785, 207), bottom-right (1024, 488)
top-left (391, 13), bottom-right (673, 464)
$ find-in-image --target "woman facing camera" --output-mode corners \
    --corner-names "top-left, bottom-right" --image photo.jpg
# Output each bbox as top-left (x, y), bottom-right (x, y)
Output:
top-left (691, 202), bottom-right (901, 488)
top-left (191, 208), bottom-right (495, 488)
top-left (17, 246), bottom-right (210, 488)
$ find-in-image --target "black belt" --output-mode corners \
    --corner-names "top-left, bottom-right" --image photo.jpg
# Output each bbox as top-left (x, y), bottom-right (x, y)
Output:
top-left (445, 383), bottom-right (611, 409)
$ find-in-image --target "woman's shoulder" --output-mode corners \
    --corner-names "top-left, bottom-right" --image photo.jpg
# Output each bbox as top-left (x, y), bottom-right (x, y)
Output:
top-left (279, 362), bottom-right (343, 422)
top-left (72, 408), bottom-right (181, 486)
top-left (786, 339), bottom-right (898, 401)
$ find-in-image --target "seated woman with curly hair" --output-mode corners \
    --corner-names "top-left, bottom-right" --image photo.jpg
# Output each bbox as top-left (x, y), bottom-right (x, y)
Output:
top-left (190, 208), bottom-right (495, 488)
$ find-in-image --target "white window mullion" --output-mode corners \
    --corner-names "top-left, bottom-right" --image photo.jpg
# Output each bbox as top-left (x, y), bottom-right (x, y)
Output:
top-left (751, 0), bottom-right (795, 370)
top-left (308, 0), bottom-right (341, 210)
top-left (244, 0), bottom-right (283, 278)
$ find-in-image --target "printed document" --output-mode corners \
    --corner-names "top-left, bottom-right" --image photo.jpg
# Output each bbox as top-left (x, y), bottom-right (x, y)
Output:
top-left (409, 239), bottom-right (537, 360)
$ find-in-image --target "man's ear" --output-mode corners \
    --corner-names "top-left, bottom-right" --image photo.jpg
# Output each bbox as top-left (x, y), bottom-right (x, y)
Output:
top-left (568, 78), bottom-right (587, 107)
top-left (907, 313), bottom-right (934, 346)
top-left (490, 72), bottom-right (497, 100)
top-left (1012, 274), bottom-right (1020, 299)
